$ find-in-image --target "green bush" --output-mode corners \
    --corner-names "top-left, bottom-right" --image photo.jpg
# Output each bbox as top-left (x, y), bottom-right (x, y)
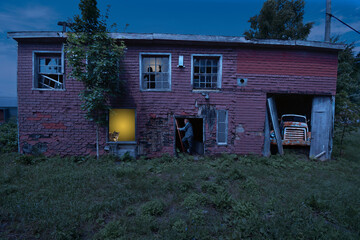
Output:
top-left (0, 121), bottom-right (18, 153)
top-left (232, 200), bottom-right (256, 218)
top-left (141, 200), bottom-right (165, 216)
top-left (182, 193), bottom-right (206, 209)
top-left (94, 220), bottom-right (127, 240)
top-left (210, 190), bottom-right (233, 210)
top-left (16, 154), bottom-right (46, 165)
top-left (171, 219), bottom-right (188, 239)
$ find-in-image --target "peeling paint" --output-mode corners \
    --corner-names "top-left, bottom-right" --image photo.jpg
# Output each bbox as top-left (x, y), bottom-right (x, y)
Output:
top-left (198, 105), bottom-right (216, 131)
top-left (236, 124), bottom-right (245, 133)
top-left (23, 142), bottom-right (48, 154)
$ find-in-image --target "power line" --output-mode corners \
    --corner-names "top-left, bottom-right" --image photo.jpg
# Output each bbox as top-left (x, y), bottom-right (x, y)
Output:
top-left (327, 13), bottom-right (360, 35)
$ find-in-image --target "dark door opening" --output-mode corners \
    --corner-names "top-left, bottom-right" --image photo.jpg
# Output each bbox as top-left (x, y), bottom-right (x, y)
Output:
top-left (266, 94), bottom-right (314, 155)
top-left (175, 117), bottom-right (204, 155)
top-left (268, 94), bottom-right (313, 123)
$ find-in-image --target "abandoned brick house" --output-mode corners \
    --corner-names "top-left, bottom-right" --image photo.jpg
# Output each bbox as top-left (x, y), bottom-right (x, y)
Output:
top-left (8, 32), bottom-right (343, 160)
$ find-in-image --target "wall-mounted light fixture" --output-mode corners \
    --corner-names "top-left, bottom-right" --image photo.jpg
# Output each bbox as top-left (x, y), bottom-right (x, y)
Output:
top-left (178, 55), bottom-right (185, 67)
top-left (202, 92), bottom-right (209, 100)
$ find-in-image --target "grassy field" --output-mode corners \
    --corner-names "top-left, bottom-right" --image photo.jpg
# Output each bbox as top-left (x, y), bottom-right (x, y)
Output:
top-left (1, 133), bottom-right (360, 239)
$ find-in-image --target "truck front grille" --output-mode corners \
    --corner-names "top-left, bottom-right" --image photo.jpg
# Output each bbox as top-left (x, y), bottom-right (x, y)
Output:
top-left (284, 127), bottom-right (306, 141)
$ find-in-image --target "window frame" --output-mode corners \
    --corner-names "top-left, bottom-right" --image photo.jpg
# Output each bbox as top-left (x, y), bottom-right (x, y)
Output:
top-left (32, 49), bottom-right (65, 91)
top-left (107, 108), bottom-right (137, 144)
top-left (191, 54), bottom-right (222, 90)
top-left (217, 110), bottom-right (228, 145)
top-left (139, 53), bottom-right (172, 92)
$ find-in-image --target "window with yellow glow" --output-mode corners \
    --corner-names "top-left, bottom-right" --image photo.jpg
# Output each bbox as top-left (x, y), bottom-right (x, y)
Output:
top-left (109, 109), bottom-right (136, 142)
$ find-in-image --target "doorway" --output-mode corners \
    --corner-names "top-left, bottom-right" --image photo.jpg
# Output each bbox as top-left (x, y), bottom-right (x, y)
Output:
top-left (175, 117), bottom-right (204, 155)
top-left (266, 94), bottom-right (314, 156)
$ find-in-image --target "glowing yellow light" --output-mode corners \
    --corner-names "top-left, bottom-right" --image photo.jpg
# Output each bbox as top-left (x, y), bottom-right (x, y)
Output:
top-left (109, 109), bottom-right (135, 142)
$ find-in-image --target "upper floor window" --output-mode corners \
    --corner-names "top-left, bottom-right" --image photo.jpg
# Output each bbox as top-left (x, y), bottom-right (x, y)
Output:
top-left (140, 53), bottom-right (171, 91)
top-left (33, 52), bottom-right (64, 90)
top-left (192, 55), bottom-right (222, 89)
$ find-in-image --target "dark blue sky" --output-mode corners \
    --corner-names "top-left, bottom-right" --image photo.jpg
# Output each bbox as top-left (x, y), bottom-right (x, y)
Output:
top-left (1, 0), bottom-right (359, 97)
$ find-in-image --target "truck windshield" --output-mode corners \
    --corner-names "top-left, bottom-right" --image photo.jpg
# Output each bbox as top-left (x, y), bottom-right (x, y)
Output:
top-left (282, 116), bottom-right (306, 123)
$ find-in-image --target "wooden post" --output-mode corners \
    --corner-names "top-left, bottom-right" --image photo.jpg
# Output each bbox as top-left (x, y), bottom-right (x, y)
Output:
top-left (263, 109), bottom-right (271, 157)
top-left (267, 97), bottom-right (283, 155)
top-left (175, 119), bottom-right (185, 152)
top-left (325, 0), bottom-right (331, 42)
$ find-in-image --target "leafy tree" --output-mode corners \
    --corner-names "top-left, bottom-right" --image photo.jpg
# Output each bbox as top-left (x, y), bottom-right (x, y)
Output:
top-left (66, 0), bottom-right (125, 158)
top-left (334, 41), bottom-right (360, 156)
top-left (0, 120), bottom-right (18, 153)
top-left (244, 0), bottom-right (313, 40)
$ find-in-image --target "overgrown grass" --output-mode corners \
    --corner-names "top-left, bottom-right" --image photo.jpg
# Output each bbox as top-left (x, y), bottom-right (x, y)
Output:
top-left (1, 133), bottom-right (360, 239)
top-left (0, 120), bottom-right (17, 153)
top-left (333, 128), bottom-right (360, 162)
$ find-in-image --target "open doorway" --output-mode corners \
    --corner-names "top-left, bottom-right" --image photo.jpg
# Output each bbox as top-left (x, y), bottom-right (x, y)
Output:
top-left (269, 94), bottom-right (313, 124)
top-left (175, 117), bottom-right (204, 155)
top-left (267, 94), bottom-right (313, 155)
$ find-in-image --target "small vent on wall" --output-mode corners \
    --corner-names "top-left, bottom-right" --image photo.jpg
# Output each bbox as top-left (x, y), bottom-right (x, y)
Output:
top-left (237, 78), bottom-right (248, 87)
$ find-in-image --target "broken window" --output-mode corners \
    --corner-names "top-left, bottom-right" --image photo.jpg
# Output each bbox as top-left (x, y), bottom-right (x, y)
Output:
top-left (192, 55), bottom-right (222, 89)
top-left (34, 52), bottom-right (64, 89)
top-left (217, 110), bottom-right (228, 145)
top-left (109, 109), bottom-right (136, 142)
top-left (140, 54), bottom-right (171, 91)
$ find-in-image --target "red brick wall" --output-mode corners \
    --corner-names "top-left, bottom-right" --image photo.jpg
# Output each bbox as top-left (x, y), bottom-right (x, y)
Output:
top-left (18, 42), bottom-right (100, 155)
top-left (16, 40), bottom-right (339, 157)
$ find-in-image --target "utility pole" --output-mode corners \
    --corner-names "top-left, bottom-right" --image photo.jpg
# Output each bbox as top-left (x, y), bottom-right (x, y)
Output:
top-left (325, 0), bottom-right (331, 42)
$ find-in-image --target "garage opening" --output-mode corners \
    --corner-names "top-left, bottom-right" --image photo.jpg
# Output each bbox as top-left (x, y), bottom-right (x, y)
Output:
top-left (269, 94), bottom-right (313, 123)
top-left (267, 94), bottom-right (314, 155)
top-left (175, 117), bottom-right (204, 155)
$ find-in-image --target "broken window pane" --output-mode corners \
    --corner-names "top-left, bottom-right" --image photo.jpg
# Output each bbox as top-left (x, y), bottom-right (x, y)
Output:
top-left (194, 58), bottom-right (199, 66)
top-left (193, 56), bottom-right (220, 89)
top-left (36, 54), bottom-right (63, 89)
top-left (193, 75), bottom-right (200, 88)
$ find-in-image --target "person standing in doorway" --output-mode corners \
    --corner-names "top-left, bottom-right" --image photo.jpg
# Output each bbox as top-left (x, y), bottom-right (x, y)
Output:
top-left (178, 118), bottom-right (194, 154)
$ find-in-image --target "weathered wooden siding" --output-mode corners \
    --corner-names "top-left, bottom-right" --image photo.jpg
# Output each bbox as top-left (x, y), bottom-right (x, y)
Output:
top-left (237, 48), bottom-right (338, 78)
top-left (16, 40), bottom-right (339, 157)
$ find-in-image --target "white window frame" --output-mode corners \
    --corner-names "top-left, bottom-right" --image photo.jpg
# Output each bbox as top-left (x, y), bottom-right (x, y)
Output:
top-left (32, 48), bottom-right (65, 91)
top-left (139, 53), bottom-right (171, 91)
top-left (217, 110), bottom-right (228, 145)
top-left (191, 54), bottom-right (222, 90)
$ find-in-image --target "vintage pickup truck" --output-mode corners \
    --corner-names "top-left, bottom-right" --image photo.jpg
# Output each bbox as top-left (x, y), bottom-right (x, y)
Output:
top-left (270, 114), bottom-right (311, 146)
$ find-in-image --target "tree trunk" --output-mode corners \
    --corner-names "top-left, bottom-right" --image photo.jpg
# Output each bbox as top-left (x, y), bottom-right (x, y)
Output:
top-left (96, 124), bottom-right (99, 160)
top-left (339, 124), bottom-right (346, 157)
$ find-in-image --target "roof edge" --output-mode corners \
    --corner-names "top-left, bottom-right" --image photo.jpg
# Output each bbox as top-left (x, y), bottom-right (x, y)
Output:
top-left (8, 31), bottom-right (345, 51)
